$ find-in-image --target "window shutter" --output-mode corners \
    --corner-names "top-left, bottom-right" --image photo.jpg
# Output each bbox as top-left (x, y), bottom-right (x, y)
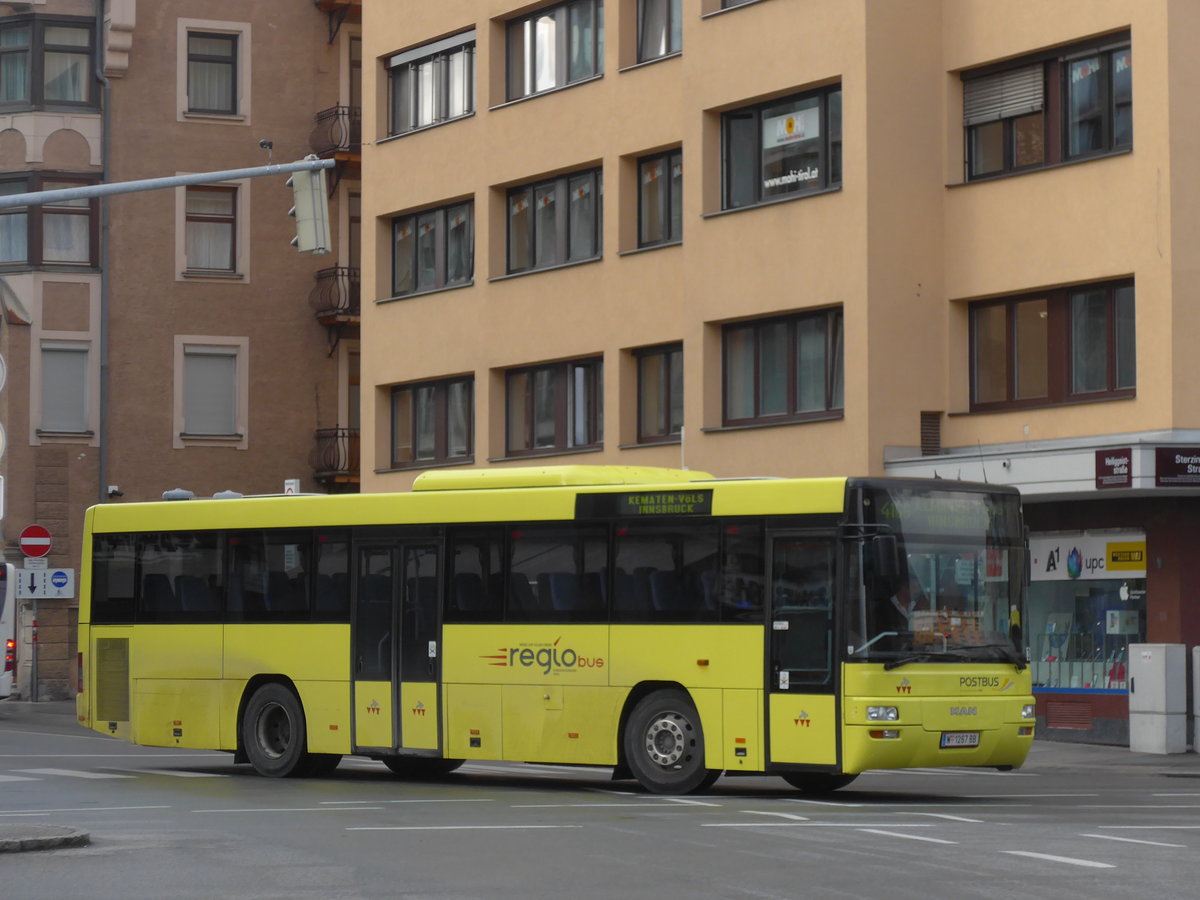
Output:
top-left (41, 344), bottom-right (88, 432)
top-left (963, 64), bottom-right (1044, 125)
top-left (184, 347), bottom-right (237, 434)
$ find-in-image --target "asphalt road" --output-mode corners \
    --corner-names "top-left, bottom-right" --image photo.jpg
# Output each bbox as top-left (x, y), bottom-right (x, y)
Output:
top-left (2, 702), bottom-right (1198, 899)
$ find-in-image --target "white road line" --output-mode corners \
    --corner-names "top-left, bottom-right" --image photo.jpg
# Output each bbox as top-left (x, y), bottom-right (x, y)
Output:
top-left (966, 793), bottom-right (1097, 799)
top-left (512, 802), bottom-right (685, 809)
top-left (193, 807), bottom-right (386, 813)
top-left (1082, 833), bottom-right (1186, 848)
top-left (112, 768), bottom-right (227, 778)
top-left (1001, 850), bottom-right (1115, 869)
top-left (909, 813), bottom-right (984, 823)
top-left (0, 805), bottom-right (171, 817)
top-left (320, 799), bottom-right (494, 806)
top-left (1080, 805), bottom-right (1200, 810)
top-left (16, 768), bottom-right (136, 779)
top-left (743, 811), bottom-right (810, 822)
top-left (872, 767), bottom-right (1036, 778)
top-left (1153, 793), bottom-right (1200, 797)
top-left (663, 797), bottom-right (723, 807)
top-left (0, 774), bottom-right (39, 782)
top-left (1096, 825), bottom-right (1200, 830)
top-left (345, 830), bottom-right (583, 835)
top-left (860, 828), bottom-right (958, 844)
top-left (703, 822), bottom-right (935, 829)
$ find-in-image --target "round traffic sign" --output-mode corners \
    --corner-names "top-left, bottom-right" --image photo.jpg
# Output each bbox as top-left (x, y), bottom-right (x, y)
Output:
top-left (19, 524), bottom-right (52, 558)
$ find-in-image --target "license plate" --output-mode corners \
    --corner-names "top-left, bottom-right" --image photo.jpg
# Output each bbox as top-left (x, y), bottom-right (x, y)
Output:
top-left (940, 732), bottom-right (980, 748)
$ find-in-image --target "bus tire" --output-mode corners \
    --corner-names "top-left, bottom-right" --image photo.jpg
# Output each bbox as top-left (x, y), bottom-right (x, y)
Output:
top-left (781, 772), bottom-right (857, 794)
top-left (623, 690), bottom-right (717, 794)
top-left (242, 683), bottom-right (309, 778)
top-left (381, 756), bottom-right (464, 777)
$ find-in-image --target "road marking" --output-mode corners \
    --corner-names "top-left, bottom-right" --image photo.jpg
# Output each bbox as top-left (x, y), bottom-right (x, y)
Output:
top-left (0, 805), bottom-right (171, 817)
top-left (1001, 850), bottom-right (1114, 869)
top-left (1082, 833), bottom-right (1186, 848)
top-left (348, 825), bottom-right (584, 832)
top-left (112, 768), bottom-right (227, 778)
top-left (663, 798), bottom-right (723, 807)
top-left (193, 807), bottom-right (386, 813)
top-left (873, 767), bottom-right (1036, 778)
top-left (966, 793), bottom-right (1097, 799)
top-left (0, 774), bottom-right (39, 782)
top-left (1096, 825), bottom-right (1200, 830)
top-left (512, 802), bottom-right (687, 809)
top-left (703, 822), bottom-right (934, 829)
top-left (16, 768), bottom-right (136, 779)
top-left (909, 813), bottom-right (984, 823)
top-left (320, 799), bottom-right (494, 806)
top-left (1153, 793), bottom-right (1200, 797)
top-left (1080, 805), bottom-right (1200, 810)
top-left (860, 828), bottom-right (957, 844)
top-left (743, 811), bottom-right (810, 822)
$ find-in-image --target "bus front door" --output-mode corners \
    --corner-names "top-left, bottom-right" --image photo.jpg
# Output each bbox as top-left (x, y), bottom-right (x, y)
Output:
top-left (766, 535), bottom-right (839, 767)
top-left (352, 542), bottom-right (441, 756)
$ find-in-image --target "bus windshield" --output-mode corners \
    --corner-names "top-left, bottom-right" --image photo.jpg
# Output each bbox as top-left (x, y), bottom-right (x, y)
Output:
top-left (847, 485), bottom-right (1025, 668)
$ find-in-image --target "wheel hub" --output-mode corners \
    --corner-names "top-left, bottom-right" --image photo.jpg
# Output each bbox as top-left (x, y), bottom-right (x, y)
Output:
top-left (256, 702), bottom-right (292, 760)
top-left (645, 714), bottom-right (687, 767)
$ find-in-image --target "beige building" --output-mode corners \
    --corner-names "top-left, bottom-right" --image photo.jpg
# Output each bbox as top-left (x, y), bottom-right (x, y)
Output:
top-left (361, 1), bottom-right (1196, 742)
top-left (0, 0), bottom-right (362, 698)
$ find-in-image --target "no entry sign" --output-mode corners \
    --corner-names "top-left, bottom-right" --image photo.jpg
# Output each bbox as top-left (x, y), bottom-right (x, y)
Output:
top-left (19, 524), bottom-right (52, 558)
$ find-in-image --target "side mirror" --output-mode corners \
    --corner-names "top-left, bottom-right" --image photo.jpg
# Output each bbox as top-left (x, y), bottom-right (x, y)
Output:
top-left (872, 534), bottom-right (899, 579)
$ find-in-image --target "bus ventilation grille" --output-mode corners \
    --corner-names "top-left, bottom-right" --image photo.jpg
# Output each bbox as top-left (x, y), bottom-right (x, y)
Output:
top-left (96, 637), bottom-right (130, 722)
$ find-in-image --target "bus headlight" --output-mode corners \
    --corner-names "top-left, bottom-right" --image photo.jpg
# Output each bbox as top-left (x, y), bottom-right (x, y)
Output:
top-left (867, 706), bottom-right (899, 721)
top-left (1021, 704), bottom-right (1036, 720)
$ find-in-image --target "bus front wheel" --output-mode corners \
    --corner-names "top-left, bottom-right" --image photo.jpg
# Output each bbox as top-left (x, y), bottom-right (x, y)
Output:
top-left (624, 690), bottom-right (719, 794)
top-left (243, 683), bottom-right (309, 778)
top-left (781, 772), bottom-right (858, 794)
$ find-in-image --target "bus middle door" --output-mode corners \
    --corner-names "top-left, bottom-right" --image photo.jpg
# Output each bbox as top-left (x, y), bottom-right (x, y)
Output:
top-left (352, 541), bottom-right (442, 756)
top-left (766, 534), bottom-right (839, 767)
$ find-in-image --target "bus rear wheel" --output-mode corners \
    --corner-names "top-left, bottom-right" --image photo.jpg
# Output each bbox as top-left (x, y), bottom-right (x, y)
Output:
top-left (243, 683), bottom-right (309, 778)
top-left (624, 690), bottom-right (719, 794)
top-left (781, 772), bottom-right (858, 794)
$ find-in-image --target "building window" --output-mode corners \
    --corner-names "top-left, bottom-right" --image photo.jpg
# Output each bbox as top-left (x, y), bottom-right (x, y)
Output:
top-left (0, 16), bottom-right (94, 109)
top-left (390, 377), bottom-right (473, 467)
top-left (970, 281), bottom-right (1134, 410)
top-left (187, 32), bottom-right (237, 114)
top-left (185, 186), bottom-right (236, 273)
top-left (723, 84), bottom-right (842, 210)
top-left (388, 30), bottom-right (474, 136)
top-left (722, 0), bottom-right (758, 7)
top-left (639, 150), bottom-right (682, 247)
top-left (392, 201), bottom-right (473, 297)
top-left (723, 308), bottom-right (844, 426)
top-left (508, 168), bottom-right (602, 273)
top-left (0, 175), bottom-right (97, 268)
top-left (507, 0), bottom-right (603, 101)
top-left (175, 337), bottom-right (248, 448)
top-left (963, 34), bottom-right (1131, 180)
top-left (40, 342), bottom-right (89, 434)
top-left (638, 0), bottom-right (681, 62)
top-left (507, 358), bottom-right (603, 455)
top-left (636, 343), bottom-right (682, 443)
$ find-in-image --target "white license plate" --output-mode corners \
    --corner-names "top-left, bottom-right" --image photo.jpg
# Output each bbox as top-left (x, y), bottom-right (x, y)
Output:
top-left (940, 732), bottom-right (980, 748)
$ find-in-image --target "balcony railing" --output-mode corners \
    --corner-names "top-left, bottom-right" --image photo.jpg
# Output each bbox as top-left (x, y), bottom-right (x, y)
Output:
top-left (310, 105), bottom-right (361, 157)
top-left (310, 266), bottom-right (360, 321)
top-left (312, 427), bottom-right (360, 486)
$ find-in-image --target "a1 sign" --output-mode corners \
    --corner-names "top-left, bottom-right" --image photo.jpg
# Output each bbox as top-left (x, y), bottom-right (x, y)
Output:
top-left (19, 524), bottom-right (52, 558)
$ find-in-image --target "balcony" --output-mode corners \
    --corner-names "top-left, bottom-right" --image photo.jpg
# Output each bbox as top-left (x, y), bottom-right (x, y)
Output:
top-left (311, 266), bottom-right (359, 321)
top-left (312, 427), bottom-right (360, 490)
top-left (310, 105), bottom-right (361, 160)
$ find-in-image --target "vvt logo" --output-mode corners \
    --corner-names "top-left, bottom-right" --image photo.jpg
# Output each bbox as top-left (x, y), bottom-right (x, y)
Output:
top-left (365, 700), bottom-right (381, 716)
top-left (794, 710), bottom-right (812, 727)
top-left (411, 700), bottom-right (427, 717)
top-left (896, 678), bottom-right (913, 695)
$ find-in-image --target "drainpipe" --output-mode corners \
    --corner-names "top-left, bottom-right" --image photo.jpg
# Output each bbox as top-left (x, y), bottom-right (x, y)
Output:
top-left (95, 1), bottom-right (111, 506)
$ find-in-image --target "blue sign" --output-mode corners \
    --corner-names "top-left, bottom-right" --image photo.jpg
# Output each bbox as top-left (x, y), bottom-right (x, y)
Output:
top-left (50, 570), bottom-right (68, 588)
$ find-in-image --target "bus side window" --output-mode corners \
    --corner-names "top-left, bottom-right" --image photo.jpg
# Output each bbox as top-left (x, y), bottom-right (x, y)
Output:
top-left (507, 525), bottom-right (607, 623)
top-left (613, 521), bottom-right (719, 623)
top-left (92, 534), bottom-right (136, 624)
top-left (314, 531), bottom-right (351, 621)
top-left (446, 528), bottom-right (503, 622)
top-left (718, 522), bottom-right (765, 622)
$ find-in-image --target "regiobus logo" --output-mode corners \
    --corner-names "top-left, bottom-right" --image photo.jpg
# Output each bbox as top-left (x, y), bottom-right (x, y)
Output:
top-left (481, 636), bottom-right (605, 675)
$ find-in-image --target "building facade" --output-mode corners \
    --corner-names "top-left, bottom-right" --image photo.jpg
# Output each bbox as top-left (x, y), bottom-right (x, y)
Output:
top-left (359, 0), bottom-right (1197, 743)
top-left (0, 0), bottom-right (362, 699)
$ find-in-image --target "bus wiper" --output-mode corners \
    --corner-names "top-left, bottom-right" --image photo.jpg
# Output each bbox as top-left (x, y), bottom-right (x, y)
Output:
top-left (970, 643), bottom-right (1028, 670)
top-left (882, 648), bottom-right (974, 670)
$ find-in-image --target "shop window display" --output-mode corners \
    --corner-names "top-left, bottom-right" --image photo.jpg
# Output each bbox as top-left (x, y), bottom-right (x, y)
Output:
top-left (1027, 532), bottom-right (1146, 691)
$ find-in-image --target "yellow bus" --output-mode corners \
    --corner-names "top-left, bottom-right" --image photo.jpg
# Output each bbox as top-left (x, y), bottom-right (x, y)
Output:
top-left (76, 466), bottom-right (1034, 794)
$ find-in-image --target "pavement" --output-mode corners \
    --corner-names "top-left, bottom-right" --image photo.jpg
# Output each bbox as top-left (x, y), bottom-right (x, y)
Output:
top-left (0, 700), bottom-right (1196, 853)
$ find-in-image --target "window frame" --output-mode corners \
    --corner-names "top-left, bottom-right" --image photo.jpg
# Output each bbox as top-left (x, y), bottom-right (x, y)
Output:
top-left (721, 84), bottom-right (843, 211)
top-left (177, 19), bottom-right (251, 124)
top-left (186, 31), bottom-right (238, 115)
top-left (507, 168), bottom-right (602, 274)
top-left (722, 307), bottom-right (845, 427)
top-left (962, 33), bottom-right (1131, 181)
top-left (38, 340), bottom-right (90, 436)
top-left (183, 185), bottom-right (238, 274)
top-left (506, 0), bottom-right (604, 101)
top-left (0, 15), bottom-right (96, 111)
top-left (968, 280), bottom-right (1136, 412)
top-left (387, 30), bottom-right (475, 137)
top-left (637, 0), bottom-right (682, 63)
top-left (390, 200), bottom-right (474, 298)
top-left (173, 335), bottom-right (249, 450)
top-left (635, 342), bottom-right (683, 443)
top-left (637, 149), bottom-right (682, 248)
top-left (506, 357), bottom-right (604, 456)
top-left (390, 376), bottom-right (475, 468)
top-left (0, 173), bottom-right (99, 270)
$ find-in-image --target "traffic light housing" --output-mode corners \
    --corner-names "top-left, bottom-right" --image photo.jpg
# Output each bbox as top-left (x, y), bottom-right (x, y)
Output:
top-left (286, 165), bottom-right (331, 255)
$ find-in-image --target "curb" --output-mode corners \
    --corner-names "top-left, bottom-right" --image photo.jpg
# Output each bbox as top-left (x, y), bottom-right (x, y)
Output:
top-left (0, 824), bottom-right (91, 854)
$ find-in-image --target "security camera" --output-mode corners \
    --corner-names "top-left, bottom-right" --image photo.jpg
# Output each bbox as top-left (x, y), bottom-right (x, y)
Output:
top-left (259, 139), bottom-right (273, 150)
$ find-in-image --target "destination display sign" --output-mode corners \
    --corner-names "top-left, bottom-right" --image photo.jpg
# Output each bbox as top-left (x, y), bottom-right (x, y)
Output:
top-left (575, 489), bottom-right (713, 519)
